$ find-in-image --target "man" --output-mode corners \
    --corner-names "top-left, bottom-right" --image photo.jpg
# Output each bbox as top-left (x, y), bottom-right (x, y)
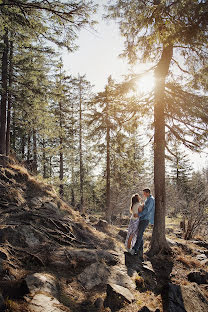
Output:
top-left (130, 188), bottom-right (155, 260)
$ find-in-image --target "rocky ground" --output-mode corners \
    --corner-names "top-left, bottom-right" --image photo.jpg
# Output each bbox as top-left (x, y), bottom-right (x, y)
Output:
top-left (0, 156), bottom-right (208, 312)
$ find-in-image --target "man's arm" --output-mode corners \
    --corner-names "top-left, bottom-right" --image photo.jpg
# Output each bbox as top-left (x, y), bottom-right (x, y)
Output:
top-left (138, 198), bottom-right (154, 218)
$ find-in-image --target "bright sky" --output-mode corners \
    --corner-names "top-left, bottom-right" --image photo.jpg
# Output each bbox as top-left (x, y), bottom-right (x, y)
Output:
top-left (61, 1), bottom-right (208, 172)
top-left (62, 1), bottom-right (131, 91)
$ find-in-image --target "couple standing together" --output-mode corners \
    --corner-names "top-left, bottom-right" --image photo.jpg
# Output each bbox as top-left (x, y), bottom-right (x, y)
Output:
top-left (125, 188), bottom-right (155, 261)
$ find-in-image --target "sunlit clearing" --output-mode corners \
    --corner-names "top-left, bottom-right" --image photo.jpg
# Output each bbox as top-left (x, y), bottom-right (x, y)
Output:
top-left (136, 72), bottom-right (155, 95)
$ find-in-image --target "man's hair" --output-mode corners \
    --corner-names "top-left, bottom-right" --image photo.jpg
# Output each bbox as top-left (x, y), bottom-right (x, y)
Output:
top-left (143, 188), bottom-right (150, 194)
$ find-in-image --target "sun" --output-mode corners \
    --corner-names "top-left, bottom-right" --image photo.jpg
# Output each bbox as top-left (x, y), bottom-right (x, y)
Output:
top-left (135, 71), bottom-right (155, 95)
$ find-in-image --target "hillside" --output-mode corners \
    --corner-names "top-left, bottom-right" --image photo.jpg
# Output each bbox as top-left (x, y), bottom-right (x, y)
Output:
top-left (0, 156), bottom-right (207, 312)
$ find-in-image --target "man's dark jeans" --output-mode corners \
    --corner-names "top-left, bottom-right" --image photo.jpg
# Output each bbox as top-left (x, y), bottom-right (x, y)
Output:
top-left (133, 219), bottom-right (149, 256)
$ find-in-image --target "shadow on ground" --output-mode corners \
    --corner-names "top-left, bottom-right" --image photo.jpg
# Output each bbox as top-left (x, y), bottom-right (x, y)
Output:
top-left (125, 252), bottom-right (186, 311)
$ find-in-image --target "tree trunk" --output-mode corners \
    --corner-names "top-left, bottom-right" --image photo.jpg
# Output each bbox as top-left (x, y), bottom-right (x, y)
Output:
top-left (71, 99), bottom-right (75, 208)
top-left (106, 93), bottom-right (111, 222)
top-left (33, 130), bottom-right (38, 173)
top-left (148, 45), bottom-right (173, 256)
top-left (21, 135), bottom-right (25, 159)
top-left (42, 139), bottom-right (47, 179)
top-left (6, 37), bottom-right (13, 156)
top-left (59, 147), bottom-right (64, 197)
top-left (49, 156), bottom-right (52, 178)
top-left (0, 30), bottom-right (9, 155)
top-left (59, 98), bottom-right (64, 198)
top-left (27, 134), bottom-right (31, 161)
top-left (79, 76), bottom-right (84, 213)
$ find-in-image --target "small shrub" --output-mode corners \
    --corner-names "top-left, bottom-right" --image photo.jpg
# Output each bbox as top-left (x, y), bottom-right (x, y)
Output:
top-left (135, 274), bottom-right (146, 292)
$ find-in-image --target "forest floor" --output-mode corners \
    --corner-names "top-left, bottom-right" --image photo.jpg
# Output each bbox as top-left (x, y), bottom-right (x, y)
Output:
top-left (0, 156), bottom-right (207, 312)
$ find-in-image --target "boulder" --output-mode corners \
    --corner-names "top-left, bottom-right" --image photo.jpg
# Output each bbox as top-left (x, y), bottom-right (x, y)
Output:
top-left (27, 293), bottom-right (71, 312)
top-left (78, 262), bottom-right (110, 290)
top-left (25, 273), bottom-right (70, 312)
top-left (94, 297), bottom-right (104, 310)
top-left (108, 264), bottom-right (136, 290)
top-left (181, 283), bottom-right (208, 312)
top-left (88, 215), bottom-right (98, 223)
top-left (0, 251), bottom-right (7, 260)
top-left (0, 279), bottom-right (29, 299)
top-left (50, 248), bottom-right (119, 271)
top-left (166, 238), bottom-right (178, 246)
top-left (26, 273), bottom-right (58, 297)
top-left (0, 292), bottom-right (5, 311)
top-left (200, 259), bottom-right (208, 266)
top-left (95, 219), bottom-right (109, 231)
top-left (104, 283), bottom-right (134, 312)
top-left (117, 229), bottom-right (127, 241)
top-left (196, 254), bottom-right (207, 261)
top-left (163, 282), bottom-right (208, 312)
top-left (187, 270), bottom-right (208, 284)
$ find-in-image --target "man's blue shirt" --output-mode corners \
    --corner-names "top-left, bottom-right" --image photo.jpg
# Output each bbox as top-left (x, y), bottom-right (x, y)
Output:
top-left (139, 195), bottom-right (155, 224)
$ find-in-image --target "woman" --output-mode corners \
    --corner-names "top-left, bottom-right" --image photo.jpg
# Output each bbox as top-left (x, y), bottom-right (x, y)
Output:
top-left (125, 194), bottom-right (143, 253)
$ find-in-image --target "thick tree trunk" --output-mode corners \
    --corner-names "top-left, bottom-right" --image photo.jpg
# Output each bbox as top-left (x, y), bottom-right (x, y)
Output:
top-left (148, 45), bottom-right (173, 256)
top-left (0, 30), bottom-right (9, 155)
top-left (71, 100), bottom-right (76, 208)
top-left (106, 97), bottom-right (111, 222)
top-left (79, 77), bottom-right (84, 213)
top-left (6, 38), bottom-right (13, 156)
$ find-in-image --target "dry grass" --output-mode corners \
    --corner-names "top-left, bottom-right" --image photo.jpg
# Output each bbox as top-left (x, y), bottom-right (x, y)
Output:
top-left (176, 255), bottom-right (201, 268)
top-left (7, 187), bottom-right (25, 205)
top-left (9, 164), bottom-right (29, 178)
top-left (5, 299), bottom-right (29, 312)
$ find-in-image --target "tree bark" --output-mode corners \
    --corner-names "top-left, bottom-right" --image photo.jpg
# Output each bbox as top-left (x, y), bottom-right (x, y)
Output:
top-left (79, 76), bottom-right (84, 213)
top-left (59, 98), bottom-right (64, 198)
top-left (42, 138), bottom-right (47, 179)
top-left (33, 130), bottom-right (38, 173)
top-left (105, 89), bottom-right (111, 222)
top-left (27, 134), bottom-right (31, 161)
top-left (148, 44), bottom-right (173, 256)
top-left (0, 30), bottom-right (9, 155)
top-left (21, 135), bottom-right (25, 159)
top-left (6, 37), bottom-right (13, 156)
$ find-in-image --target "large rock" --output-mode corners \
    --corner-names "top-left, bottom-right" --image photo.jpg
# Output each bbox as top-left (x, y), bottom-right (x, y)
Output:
top-left (78, 262), bottom-right (110, 290)
top-left (117, 229), bottom-right (127, 241)
top-left (95, 219), bottom-right (109, 231)
top-left (0, 279), bottom-right (29, 299)
top-left (196, 254), bottom-right (207, 261)
top-left (27, 293), bottom-right (71, 312)
top-left (108, 264), bottom-right (136, 290)
top-left (50, 247), bottom-right (119, 271)
top-left (26, 273), bottom-right (58, 297)
top-left (163, 282), bottom-right (208, 312)
top-left (166, 238), bottom-right (178, 247)
top-left (0, 292), bottom-right (5, 311)
top-left (187, 270), bottom-right (208, 284)
top-left (25, 273), bottom-right (70, 312)
top-left (104, 283), bottom-right (134, 312)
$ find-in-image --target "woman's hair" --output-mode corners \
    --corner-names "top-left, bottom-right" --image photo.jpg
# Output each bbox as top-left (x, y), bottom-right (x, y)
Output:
top-left (130, 194), bottom-right (140, 212)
